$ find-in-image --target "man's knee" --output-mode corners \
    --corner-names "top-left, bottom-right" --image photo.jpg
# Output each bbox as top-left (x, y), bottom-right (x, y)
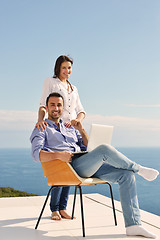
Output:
top-left (96, 144), bottom-right (113, 152)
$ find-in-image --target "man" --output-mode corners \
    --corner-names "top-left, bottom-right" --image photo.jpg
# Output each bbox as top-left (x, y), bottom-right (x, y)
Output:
top-left (30, 92), bottom-right (159, 238)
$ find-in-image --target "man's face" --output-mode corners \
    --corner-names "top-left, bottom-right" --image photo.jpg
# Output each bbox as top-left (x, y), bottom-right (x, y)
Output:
top-left (46, 96), bottom-right (64, 121)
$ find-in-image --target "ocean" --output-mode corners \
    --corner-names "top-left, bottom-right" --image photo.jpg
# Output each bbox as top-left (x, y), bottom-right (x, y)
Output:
top-left (0, 147), bottom-right (160, 216)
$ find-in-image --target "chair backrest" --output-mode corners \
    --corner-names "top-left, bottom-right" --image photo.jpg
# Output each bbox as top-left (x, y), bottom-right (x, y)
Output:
top-left (41, 160), bottom-right (82, 186)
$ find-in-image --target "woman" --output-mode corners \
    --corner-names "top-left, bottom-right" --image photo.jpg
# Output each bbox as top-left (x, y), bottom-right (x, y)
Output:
top-left (35, 55), bottom-right (85, 221)
top-left (35, 55), bottom-right (85, 130)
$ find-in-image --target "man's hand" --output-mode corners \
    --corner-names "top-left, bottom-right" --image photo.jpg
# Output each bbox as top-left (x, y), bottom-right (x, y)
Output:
top-left (71, 119), bottom-right (83, 131)
top-left (58, 151), bottom-right (74, 163)
top-left (65, 119), bottom-right (81, 129)
top-left (71, 119), bottom-right (89, 147)
top-left (35, 120), bottom-right (48, 131)
top-left (40, 150), bottom-right (73, 163)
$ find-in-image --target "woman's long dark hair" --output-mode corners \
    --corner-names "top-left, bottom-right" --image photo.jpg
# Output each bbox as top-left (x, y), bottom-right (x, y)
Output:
top-left (53, 55), bottom-right (74, 91)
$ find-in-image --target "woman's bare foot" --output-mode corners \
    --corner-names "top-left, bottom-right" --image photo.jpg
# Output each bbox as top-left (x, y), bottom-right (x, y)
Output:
top-left (59, 210), bottom-right (76, 219)
top-left (51, 211), bottom-right (62, 220)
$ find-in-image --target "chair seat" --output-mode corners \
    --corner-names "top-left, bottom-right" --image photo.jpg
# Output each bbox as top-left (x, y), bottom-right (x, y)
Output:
top-left (80, 177), bottom-right (107, 185)
top-left (67, 162), bottom-right (107, 185)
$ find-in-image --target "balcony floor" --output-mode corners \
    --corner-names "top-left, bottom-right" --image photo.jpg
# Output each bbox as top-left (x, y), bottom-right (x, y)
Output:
top-left (0, 193), bottom-right (159, 239)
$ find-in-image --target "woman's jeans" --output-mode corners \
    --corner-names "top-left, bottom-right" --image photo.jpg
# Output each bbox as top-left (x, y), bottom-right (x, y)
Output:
top-left (50, 186), bottom-right (70, 212)
top-left (71, 144), bottom-right (141, 227)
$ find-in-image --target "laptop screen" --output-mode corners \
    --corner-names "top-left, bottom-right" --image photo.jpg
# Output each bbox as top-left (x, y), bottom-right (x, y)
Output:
top-left (87, 124), bottom-right (113, 152)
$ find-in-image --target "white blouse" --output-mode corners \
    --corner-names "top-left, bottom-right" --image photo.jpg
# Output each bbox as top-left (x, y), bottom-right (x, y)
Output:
top-left (40, 77), bottom-right (85, 122)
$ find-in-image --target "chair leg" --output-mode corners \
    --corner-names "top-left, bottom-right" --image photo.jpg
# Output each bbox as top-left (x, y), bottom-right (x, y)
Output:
top-left (71, 186), bottom-right (78, 219)
top-left (106, 183), bottom-right (117, 226)
top-left (78, 186), bottom-right (85, 237)
top-left (35, 186), bottom-right (53, 229)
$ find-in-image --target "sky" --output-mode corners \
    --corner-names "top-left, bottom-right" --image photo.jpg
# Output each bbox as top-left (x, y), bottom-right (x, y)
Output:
top-left (0, 0), bottom-right (160, 148)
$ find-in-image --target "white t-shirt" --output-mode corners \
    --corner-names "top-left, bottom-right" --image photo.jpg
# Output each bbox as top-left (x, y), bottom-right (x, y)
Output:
top-left (40, 77), bottom-right (85, 122)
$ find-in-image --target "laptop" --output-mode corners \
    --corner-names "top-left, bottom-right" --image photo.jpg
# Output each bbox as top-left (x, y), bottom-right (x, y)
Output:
top-left (73, 124), bottom-right (113, 157)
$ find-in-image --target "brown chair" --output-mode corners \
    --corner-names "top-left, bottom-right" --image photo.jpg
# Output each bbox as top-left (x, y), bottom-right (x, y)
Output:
top-left (35, 159), bottom-right (117, 237)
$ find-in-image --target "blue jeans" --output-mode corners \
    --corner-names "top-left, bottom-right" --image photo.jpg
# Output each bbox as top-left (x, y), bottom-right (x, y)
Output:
top-left (71, 144), bottom-right (141, 227)
top-left (50, 186), bottom-right (70, 212)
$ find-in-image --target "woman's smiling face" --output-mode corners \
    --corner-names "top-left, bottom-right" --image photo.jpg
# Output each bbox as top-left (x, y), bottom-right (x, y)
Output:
top-left (59, 61), bottom-right (72, 81)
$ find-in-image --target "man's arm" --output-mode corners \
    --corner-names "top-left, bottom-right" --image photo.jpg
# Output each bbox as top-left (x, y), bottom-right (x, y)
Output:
top-left (39, 150), bottom-right (73, 163)
top-left (78, 128), bottom-right (88, 147)
top-left (73, 121), bottom-right (89, 147)
top-left (30, 128), bottom-right (46, 162)
top-left (30, 128), bottom-right (74, 163)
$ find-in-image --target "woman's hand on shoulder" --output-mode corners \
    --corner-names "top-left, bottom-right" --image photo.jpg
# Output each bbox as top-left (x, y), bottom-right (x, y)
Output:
top-left (64, 121), bottom-right (72, 128)
top-left (35, 120), bottom-right (48, 131)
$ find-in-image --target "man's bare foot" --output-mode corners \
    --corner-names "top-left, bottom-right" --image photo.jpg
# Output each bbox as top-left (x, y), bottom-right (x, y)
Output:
top-left (59, 210), bottom-right (76, 219)
top-left (51, 211), bottom-right (62, 220)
